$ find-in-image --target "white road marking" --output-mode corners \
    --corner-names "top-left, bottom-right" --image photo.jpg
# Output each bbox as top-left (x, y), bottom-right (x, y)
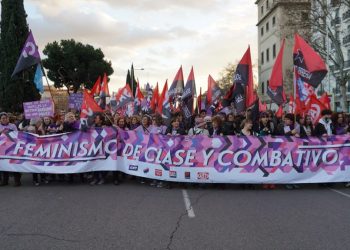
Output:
top-left (182, 189), bottom-right (195, 218)
top-left (329, 188), bottom-right (350, 199)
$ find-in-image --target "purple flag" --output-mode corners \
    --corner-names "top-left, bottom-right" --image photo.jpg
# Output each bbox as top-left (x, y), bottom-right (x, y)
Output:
top-left (12, 31), bottom-right (41, 77)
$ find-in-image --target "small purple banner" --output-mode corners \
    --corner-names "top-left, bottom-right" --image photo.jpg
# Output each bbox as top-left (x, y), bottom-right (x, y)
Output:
top-left (23, 99), bottom-right (54, 119)
top-left (68, 93), bottom-right (83, 110)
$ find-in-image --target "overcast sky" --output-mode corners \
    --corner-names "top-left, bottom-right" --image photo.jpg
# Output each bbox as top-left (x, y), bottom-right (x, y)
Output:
top-left (25, 0), bottom-right (258, 92)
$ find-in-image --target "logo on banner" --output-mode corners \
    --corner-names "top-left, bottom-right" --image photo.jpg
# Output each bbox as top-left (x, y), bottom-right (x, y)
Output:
top-left (143, 168), bottom-right (149, 174)
top-left (129, 165), bottom-right (138, 171)
top-left (309, 103), bottom-right (321, 122)
top-left (155, 169), bottom-right (163, 177)
top-left (185, 172), bottom-right (191, 179)
top-left (169, 171), bottom-right (177, 178)
top-left (234, 73), bottom-right (242, 81)
top-left (197, 172), bottom-right (209, 180)
top-left (235, 94), bottom-right (244, 104)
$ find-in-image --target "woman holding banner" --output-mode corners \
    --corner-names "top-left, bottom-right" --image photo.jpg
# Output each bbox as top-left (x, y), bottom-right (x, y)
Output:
top-left (135, 115), bottom-right (152, 134)
top-left (166, 117), bottom-right (186, 136)
top-left (208, 116), bottom-right (223, 136)
top-left (0, 112), bottom-right (21, 187)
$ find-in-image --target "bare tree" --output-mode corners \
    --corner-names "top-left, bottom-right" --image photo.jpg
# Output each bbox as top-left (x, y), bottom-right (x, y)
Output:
top-left (309, 0), bottom-right (349, 111)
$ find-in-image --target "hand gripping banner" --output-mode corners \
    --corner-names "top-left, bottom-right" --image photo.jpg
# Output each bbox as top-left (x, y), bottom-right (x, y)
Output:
top-left (0, 129), bottom-right (350, 184)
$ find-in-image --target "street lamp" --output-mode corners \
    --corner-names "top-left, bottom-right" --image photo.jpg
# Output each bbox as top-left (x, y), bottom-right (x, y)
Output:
top-left (132, 68), bottom-right (145, 93)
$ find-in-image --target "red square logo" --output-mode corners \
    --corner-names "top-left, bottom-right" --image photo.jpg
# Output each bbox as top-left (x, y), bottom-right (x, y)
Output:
top-left (155, 169), bottom-right (163, 177)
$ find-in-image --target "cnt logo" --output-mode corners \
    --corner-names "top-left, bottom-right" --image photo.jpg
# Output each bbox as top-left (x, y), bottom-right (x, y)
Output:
top-left (197, 172), bottom-right (209, 180)
top-left (155, 169), bottom-right (163, 177)
top-left (169, 171), bottom-right (177, 178)
top-left (129, 165), bottom-right (138, 171)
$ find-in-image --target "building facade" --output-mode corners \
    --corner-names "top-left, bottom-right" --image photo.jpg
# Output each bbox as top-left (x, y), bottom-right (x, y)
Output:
top-left (41, 86), bottom-right (69, 113)
top-left (328, 3), bottom-right (350, 112)
top-left (256, 0), bottom-right (311, 107)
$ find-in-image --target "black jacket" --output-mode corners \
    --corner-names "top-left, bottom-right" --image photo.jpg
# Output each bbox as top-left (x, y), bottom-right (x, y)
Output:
top-left (165, 126), bottom-right (186, 135)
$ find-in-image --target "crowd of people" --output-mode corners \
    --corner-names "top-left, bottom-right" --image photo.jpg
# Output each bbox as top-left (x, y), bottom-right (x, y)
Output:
top-left (0, 108), bottom-right (350, 189)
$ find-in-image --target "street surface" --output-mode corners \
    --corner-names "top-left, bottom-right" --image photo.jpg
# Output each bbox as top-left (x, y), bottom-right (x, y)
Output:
top-left (0, 176), bottom-right (350, 250)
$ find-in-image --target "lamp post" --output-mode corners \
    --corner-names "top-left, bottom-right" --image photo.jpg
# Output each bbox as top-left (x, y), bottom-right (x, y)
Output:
top-left (132, 68), bottom-right (145, 93)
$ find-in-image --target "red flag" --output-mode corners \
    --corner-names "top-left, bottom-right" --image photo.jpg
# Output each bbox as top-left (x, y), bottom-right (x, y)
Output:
top-left (275, 105), bottom-right (283, 118)
top-left (182, 66), bottom-right (196, 118)
top-left (135, 82), bottom-right (144, 101)
top-left (207, 75), bottom-right (221, 105)
top-left (267, 39), bottom-right (286, 105)
top-left (225, 47), bottom-right (256, 113)
top-left (134, 82), bottom-right (145, 114)
top-left (169, 66), bottom-right (184, 102)
top-left (293, 34), bottom-right (328, 88)
top-left (158, 80), bottom-right (172, 120)
top-left (157, 80), bottom-right (168, 114)
top-left (306, 94), bottom-right (327, 124)
top-left (259, 100), bottom-right (267, 112)
top-left (319, 92), bottom-right (331, 110)
top-left (115, 84), bottom-right (134, 105)
top-left (289, 94), bottom-right (306, 115)
top-left (80, 90), bottom-right (103, 127)
top-left (150, 82), bottom-right (159, 112)
top-left (245, 47), bottom-right (257, 108)
top-left (100, 73), bottom-right (110, 97)
top-left (90, 76), bottom-right (101, 96)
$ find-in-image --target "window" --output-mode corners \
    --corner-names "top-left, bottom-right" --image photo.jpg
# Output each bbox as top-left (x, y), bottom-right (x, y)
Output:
top-left (335, 8), bottom-right (340, 18)
top-left (266, 0), bottom-right (269, 9)
top-left (272, 16), bottom-right (276, 26)
top-left (266, 22), bottom-right (269, 32)
top-left (261, 27), bottom-right (264, 36)
top-left (261, 82), bottom-right (265, 94)
top-left (261, 6), bottom-right (264, 15)
top-left (266, 48), bottom-right (270, 62)
top-left (273, 44), bottom-right (276, 58)
top-left (261, 51), bottom-right (264, 65)
top-left (301, 12), bottom-right (309, 20)
top-left (336, 82), bottom-right (340, 94)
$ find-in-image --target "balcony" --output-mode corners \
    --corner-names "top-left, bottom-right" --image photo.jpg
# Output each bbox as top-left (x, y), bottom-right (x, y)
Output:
top-left (343, 35), bottom-right (350, 45)
top-left (343, 10), bottom-right (350, 21)
top-left (331, 17), bottom-right (341, 26)
top-left (330, 60), bottom-right (350, 71)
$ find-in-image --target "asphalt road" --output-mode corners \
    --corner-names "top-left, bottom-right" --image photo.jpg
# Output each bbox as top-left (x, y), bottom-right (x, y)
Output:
top-left (0, 176), bottom-right (350, 250)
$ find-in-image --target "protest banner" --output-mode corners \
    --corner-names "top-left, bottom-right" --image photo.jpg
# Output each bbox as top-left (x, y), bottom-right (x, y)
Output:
top-left (0, 128), bottom-right (118, 173)
top-left (0, 129), bottom-right (349, 184)
top-left (23, 99), bottom-right (54, 119)
top-left (117, 131), bottom-right (350, 184)
top-left (68, 93), bottom-right (83, 110)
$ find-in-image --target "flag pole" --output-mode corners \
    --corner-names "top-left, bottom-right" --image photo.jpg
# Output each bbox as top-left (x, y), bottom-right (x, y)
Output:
top-left (42, 66), bottom-right (57, 108)
top-left (293, 67), bottom-right (297, 125)
top-left (102, 111), bottom-right (114, 125)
